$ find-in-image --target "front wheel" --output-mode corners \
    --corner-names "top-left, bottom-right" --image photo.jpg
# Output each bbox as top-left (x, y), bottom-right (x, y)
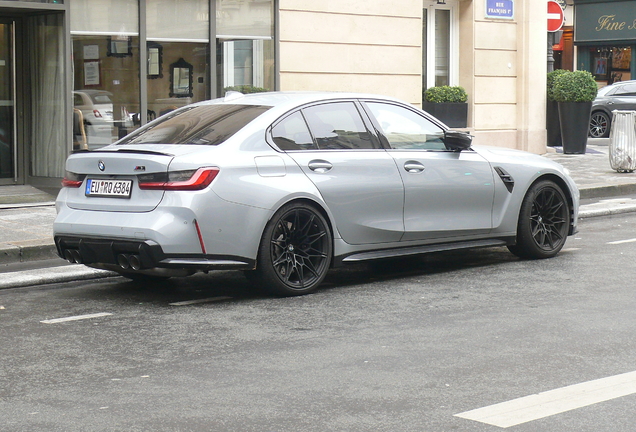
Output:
top-left (508, 180), bottom-right (570, 259)
top-left (254, 203), bottom-right (332, 296)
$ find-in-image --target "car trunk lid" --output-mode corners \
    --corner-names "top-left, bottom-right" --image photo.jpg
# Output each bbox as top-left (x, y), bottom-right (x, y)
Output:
top-left (64, 147), bottom-right (177, 212)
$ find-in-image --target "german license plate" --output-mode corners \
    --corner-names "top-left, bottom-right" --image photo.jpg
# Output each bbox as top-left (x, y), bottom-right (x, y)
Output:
top-left (85, 179), bottom-right (132, 198)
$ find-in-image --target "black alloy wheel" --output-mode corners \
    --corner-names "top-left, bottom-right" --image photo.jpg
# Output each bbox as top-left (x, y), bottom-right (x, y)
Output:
top-left (589, 111), bottom-right (610, 138)
top-left (255, 203), bottom-right (332, 296)
top-left (508, 180), bottom-right (570, 259)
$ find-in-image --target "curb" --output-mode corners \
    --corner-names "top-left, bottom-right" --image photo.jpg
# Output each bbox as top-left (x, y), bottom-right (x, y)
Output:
top-left (0, 264), bottom-right (116, 290)
top-left (580, 184), bottom-right (636, 200)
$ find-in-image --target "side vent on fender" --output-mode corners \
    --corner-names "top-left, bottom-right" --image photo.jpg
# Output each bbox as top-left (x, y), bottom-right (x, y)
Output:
top-left (494, 167), bottom-right (515, 193)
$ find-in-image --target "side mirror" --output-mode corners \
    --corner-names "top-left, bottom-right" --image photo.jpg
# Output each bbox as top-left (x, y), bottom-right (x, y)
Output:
top-left (443, 130), bottom-right (473, 152)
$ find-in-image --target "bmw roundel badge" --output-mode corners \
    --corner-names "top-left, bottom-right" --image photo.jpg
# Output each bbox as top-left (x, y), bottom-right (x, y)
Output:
top-left (98, 160), bottom-right (105, 172)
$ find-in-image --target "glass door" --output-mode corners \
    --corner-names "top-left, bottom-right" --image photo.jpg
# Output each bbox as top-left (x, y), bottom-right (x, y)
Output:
top-left (0, 20), bottom-right (16, 183)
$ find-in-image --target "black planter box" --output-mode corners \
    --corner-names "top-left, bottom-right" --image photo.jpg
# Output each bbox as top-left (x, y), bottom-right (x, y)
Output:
top-left (422, 102), bottom-right (468, 128)
top-left (546, 99), bottom-right (561, 147)
top-left (558, 101), bottom-right (592, 154)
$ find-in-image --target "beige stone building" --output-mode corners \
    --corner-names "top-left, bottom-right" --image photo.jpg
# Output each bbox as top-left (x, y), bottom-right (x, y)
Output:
top-left (279, 0), bottom-right (548, 154)
top-left (0, 0), bottom-right (548, 192)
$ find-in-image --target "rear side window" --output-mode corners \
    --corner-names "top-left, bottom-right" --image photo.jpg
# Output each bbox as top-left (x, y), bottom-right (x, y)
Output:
top-left (118, 104), bottom-right (271, 145)
top-left (614, 84), bottom-right (636, 96)
top-left (271, 111), bottom-right (317, 150)
top-left (302, 102), bottom-right (377, 150)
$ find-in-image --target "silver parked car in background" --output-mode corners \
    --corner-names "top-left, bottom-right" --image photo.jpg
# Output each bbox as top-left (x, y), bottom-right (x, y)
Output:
top-left (54, 92), bottom-right (580, 296)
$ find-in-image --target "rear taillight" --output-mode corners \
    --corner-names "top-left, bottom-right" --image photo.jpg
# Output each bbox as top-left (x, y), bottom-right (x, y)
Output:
top-left (138, 167), bottom-right (219, 191)
top-left (61, 172), bottom-right (85, 188)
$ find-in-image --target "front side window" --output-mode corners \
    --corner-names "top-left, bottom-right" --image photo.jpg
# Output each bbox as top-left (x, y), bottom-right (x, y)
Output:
top-left (302, 102), bottom-right (376, 150)
top-left (365, 102), bottom-right (445, 150)
top-left (118, 104), bottom-right (270, 145)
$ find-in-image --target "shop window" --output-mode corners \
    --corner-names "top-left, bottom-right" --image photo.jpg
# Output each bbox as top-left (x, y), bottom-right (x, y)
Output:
top-left (591, 46), bottom-right (632, 86)
top-left (217, 0), bottom-right (275, 95)
top-left (70, 0), bottom-right (140, 149)
top-left (146, 0), bottom-right (209, 120)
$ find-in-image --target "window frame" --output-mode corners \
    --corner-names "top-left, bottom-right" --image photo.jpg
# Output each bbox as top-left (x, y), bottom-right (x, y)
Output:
top-left (423, 0), bottom-right (460, 89)
top-left (267, 100), bottom-right (383, 152)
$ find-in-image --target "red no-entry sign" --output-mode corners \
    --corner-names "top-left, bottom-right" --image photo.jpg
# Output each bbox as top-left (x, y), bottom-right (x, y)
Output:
top-left (547, 0), bottom-right (564, 32)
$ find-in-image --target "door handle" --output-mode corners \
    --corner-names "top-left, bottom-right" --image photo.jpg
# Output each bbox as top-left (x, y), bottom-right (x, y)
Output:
top-left (404, 161), bottom-right (425, 173)
top-left (308, 160), bottom-right (333, 173)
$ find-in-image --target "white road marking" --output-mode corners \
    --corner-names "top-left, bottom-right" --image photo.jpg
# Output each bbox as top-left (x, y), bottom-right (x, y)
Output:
top-left (40, 312), bottom-right (112, 324)
top-left (560, 247), bottom-right (580, 252)
top-left (169, 296), bottom-right (232, 306)
top-left (455, 370), bottom-right (636, 428)
top-left (608, 238), bottom-right (636, 245)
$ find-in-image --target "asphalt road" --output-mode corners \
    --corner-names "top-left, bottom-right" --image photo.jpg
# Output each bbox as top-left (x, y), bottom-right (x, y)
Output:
top-left (2, 213), bottom-right (636, 432)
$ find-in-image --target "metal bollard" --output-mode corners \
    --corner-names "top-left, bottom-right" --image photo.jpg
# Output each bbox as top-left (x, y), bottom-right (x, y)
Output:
top-left (609, 110), bottom-right (636, 173)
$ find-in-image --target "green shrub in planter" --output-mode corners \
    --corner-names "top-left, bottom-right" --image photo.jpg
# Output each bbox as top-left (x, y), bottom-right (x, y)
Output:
top-left (423, 86), bottom-right (468, 103)
top-left (224, 85), bottom-right (268, 94)
top-left (552, 70), bottom-right (598, 154)
top-left (547, 69), bottom-right (569, 102)
top-left (552, 70), bottom-right (597, 103)
top-left (546, 69), bottom-right (569, 147)
top-left (422, 86), bottom-right (468, 128)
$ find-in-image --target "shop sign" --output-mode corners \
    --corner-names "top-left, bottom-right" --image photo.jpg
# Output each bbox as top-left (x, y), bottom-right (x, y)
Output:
top-left (575, 1), bottom-right (636, 43)
top-left (485, 0), bottom-right (514, 20)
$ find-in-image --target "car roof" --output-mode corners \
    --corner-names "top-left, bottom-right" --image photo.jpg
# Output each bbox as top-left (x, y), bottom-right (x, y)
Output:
top-left (193, 91), bottom-right (407, 110)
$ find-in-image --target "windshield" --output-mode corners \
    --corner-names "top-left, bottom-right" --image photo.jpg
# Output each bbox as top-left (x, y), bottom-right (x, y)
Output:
top-left (118, 104), bottom-right (271, 145)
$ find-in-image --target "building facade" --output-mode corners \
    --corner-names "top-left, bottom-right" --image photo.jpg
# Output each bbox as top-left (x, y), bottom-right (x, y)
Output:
top-left (573, 0), bottom-right (636, 86)
top-left (0, 0), bottom-right (549, 192)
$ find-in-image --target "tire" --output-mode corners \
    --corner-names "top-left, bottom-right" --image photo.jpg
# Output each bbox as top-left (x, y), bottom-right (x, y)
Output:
top-left (508, 180), bottom-right (569, 259)
top-left (589, 111), bottom-right (610, 138)
top-left (254, 202), bottom-right (332, 296)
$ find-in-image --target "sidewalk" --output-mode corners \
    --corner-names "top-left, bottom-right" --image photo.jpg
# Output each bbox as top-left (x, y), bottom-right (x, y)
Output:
top-left (1, 137), bottom-right (636, 286)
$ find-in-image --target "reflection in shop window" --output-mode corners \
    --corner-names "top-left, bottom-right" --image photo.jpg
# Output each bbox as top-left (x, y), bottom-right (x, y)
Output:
top-left (217, 0), bottom-right (274, 95)
top-left (146, 0), bottom-right (209, 120)
top-left (71, 0), bottom-right (140, 149)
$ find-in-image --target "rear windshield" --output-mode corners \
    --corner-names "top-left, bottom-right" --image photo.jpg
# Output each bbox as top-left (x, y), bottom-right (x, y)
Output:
top-left (118, 104), bottom-right (271, 146)
top-left (92, 94), bottom-right (113, 104)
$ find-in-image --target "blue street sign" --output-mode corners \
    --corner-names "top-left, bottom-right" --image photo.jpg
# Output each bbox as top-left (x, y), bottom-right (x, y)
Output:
top-left (486, 0), bottom-right (514, 19)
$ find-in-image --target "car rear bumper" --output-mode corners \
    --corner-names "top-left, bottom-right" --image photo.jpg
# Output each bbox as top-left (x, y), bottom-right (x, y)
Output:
top-left (54, 235), bottom-right (255, 272)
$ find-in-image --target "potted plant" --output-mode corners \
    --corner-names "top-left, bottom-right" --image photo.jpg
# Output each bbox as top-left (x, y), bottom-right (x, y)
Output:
top-left (552, 70), bottom-right (598, 154)
top-left (546, 69), bottom-right (568, 147)
top-left (422, 85), bottom-right (468, 128)
top-left (224, 85), bottom-right (268, 94)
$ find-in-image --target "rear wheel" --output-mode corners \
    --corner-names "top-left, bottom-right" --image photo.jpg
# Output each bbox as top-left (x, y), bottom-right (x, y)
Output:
top-left (508, 180), bottom-right (569, 259)
top-left (255, 203), bottom-right (332, 296)
top-left (589, 111), bottom-right (610, 138)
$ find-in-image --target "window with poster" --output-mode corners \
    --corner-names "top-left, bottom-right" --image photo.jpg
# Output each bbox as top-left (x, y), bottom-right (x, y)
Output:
top-left (591, 46), bottom-right (632, 86)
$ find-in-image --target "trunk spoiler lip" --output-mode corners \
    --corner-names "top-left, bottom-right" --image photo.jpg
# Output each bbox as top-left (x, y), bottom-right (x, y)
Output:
top-left (73, 148), bottom-right (175, 157)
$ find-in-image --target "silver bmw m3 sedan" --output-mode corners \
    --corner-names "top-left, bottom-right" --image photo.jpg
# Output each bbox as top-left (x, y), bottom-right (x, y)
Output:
top-left (54, 92), bottom-right (580, 296)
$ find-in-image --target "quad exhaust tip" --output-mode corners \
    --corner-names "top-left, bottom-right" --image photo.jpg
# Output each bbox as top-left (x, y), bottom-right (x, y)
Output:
top-left (117, 254), bottom-right (142, 271)
top-left (63, 249), bottom-right (82, 264)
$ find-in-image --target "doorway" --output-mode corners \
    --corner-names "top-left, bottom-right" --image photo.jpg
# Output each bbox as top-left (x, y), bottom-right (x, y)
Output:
top-left (0, 18), bottom-right (18, 185)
